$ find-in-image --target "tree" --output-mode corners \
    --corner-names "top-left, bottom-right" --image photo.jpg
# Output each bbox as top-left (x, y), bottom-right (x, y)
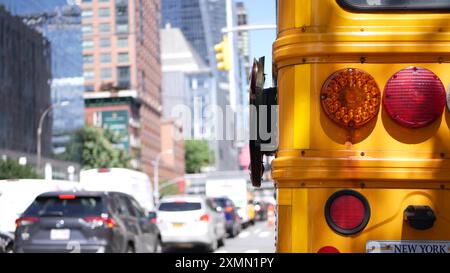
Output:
top-left (185, 140), bottom-right (213, 173)
top-left (0, 159), bottom-right (40, 180)
top-left (59, 126), bottom-right (131, 169)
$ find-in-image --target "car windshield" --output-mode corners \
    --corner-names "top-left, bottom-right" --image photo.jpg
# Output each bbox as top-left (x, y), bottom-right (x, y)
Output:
top-left (24, 196), bottom-right (104, 217)
top-left (212, 198), bottom-right (228, 208)
top-left (158, 202), bottom-right (202, 212)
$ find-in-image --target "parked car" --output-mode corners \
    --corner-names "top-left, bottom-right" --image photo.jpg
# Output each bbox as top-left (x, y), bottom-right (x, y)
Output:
top-left (14, 191), bottom-right (160, 253)
top-left (208, 197), bottom-right (241, 237)
top-left (157, 195), bottom-right (226, 252)
top-left (0, 232), bottom-right (13, 253)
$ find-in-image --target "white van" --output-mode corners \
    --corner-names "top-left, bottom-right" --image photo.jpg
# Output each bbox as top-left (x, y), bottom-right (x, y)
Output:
top-left (0, 179), bottom-right (81, 233)
top-left (79, 168), bottom-right (155, 212)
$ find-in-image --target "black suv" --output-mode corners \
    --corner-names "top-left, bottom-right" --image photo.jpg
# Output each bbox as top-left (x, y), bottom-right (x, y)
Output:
top-left (14, 191), bottom-right (160, 253)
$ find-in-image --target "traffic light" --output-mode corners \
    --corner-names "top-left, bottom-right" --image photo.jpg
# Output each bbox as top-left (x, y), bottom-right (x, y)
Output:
top-left (214, 35), bottom-right (231, 71)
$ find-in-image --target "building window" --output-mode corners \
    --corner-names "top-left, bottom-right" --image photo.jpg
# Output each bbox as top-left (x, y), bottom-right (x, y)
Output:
top-left (100, 38), bottom-right (111, 48)
top-left (99, 23), bottom-right (111, 33)
top-left (83, 70), bottom-right (95, 80)
top-left (116, 6), bottom-right (128, 17)
top-left (81, 10), bottom-right (93, 18)
top-left (118, 53), bottom-right (129, 63)
top-left (85, 85), bottom-right (95, 92)
top-left (116, 23), bottom-right (129, 33)
top-left (82, 40), bottom-right (94, 49)
top-left (82, 25), bottom-right (93, 34)
top-left (117, 37), bottom-right (128, 47)
top-left (101, 68), bottom-right (112, 79)
top-left (83, 54), bottom-right (94, 64)
top-left (99, 8), bottom-right (110, 17)
top-left (117, 66), bottom-right (130, 87)
top-left (100, 53), bottom-right (111, 63)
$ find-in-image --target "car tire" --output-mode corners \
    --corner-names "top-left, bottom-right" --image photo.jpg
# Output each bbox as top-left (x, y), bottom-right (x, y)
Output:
top-left (218, 237), bottom-right (225, 248)
top-left (207, 238), bottom-right (218, 252)
top-left (154, 239), bottom-right (162, 253)
top-left (126, 244), bottom-right (135, 253)
top-left (5, 243), bottom-right (13, 253)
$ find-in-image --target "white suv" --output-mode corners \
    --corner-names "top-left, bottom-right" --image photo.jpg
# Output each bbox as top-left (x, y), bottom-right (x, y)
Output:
top-left (157, 195), bottom-right (226, 252)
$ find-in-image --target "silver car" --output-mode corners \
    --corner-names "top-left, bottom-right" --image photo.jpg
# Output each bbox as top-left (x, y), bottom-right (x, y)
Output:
top-left (157, 195), bottom-right (226, 252)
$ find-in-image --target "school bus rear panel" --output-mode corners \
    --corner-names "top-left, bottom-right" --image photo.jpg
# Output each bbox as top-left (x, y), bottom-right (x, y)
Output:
top-left (272, 0), bottom-right (450, 253)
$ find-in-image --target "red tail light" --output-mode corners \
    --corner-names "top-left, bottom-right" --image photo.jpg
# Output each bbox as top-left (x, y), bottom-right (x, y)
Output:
top-left (325, 190), bottom-right (370, 235)
top-left (225, 206), bottom-right (233, 213)
top-left (84, 217), bottom-right (116, 229)
top-left (318, 246), bottom-right (340, 253)
top-left (150, 218), bottom-right (157, 224)
top-left (59, 194), bottom-right (76, 200)
top-left (97, 168), bottom-right (110, 173)
top-left (383, 66), bottom-right (446, 128)
top-left (199, 214), bottom-right (210, 222)
top-left (15, 217), bottom-right (39, 228)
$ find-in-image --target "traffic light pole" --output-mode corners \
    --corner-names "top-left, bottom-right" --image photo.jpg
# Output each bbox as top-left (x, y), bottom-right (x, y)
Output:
top-left (221, 25), bottom-right (277, 34)
top-left (226, 0), bottom-right (237, 111)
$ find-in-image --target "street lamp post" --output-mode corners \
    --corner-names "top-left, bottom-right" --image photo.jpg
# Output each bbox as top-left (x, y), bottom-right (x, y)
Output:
top-left (36, 101), bottom-right (70, 174)
top-left (152, 149), bottom-right (173, 206)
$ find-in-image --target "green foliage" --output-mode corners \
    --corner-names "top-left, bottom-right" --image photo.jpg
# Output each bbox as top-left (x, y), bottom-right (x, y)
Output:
top-left (185, 140), bottom-right (212, 174)
top-left (0, 159), bottom-right (40, 180)
top-left (60, 126), bottom-right (131, 170)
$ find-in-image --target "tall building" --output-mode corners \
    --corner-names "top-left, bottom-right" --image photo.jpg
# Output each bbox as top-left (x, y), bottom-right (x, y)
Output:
top-left (0, 5), bottom-right (52, 155)
top-left (79, 0), bottom-right (162, 177)
top-left (161, 27), bottom-right (215, 139)
top-left (162, 0), bottom-right (238, 171)
top-left (0, 0), bottom-right (85, 155)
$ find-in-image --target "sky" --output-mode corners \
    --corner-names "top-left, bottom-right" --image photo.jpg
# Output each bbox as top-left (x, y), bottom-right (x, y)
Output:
top-left (241, 0), bottom-right (277, 87)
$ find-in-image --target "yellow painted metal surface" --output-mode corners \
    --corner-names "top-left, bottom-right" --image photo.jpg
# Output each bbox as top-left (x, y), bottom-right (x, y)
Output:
top-left (280, 188), bottom-right (450, 253)
top-left (273, 0), bottom-right (450, 253)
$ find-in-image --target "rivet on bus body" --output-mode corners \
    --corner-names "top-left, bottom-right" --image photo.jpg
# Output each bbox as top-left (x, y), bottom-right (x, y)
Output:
top-left (302, 58), bottom-right (307, 63)
top-left (360, 182), bottom-right (366, 188)
top-left (301, 26), bottom-right (306, 32)
top-left (360, 152), bottom-right (365, 157)
top-left (360, 56), bottom-right (366, 64)
top-left (440, 153), bottom-right (445, 158)
top-left (301, 150), bottom-right (306, 156)
top-left (438, 57), bottom-right (444, 64)
top-left (360, 28), bottom-right (364, 32)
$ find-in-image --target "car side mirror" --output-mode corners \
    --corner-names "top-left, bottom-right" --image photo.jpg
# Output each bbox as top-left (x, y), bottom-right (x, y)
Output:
top-left (148, 211), bottom-right (157, 223)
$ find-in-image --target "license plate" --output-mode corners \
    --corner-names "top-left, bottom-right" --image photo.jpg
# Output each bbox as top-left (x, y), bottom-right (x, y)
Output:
top-left (366, 240), bottom-right (450, 253)
top-left (50, 229), bottom-right (70, 240)
top-left (172, 223), bottom-right (185, 228)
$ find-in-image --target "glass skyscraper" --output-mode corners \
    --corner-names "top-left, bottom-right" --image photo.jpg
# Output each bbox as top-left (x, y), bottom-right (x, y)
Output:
top-left (161, 0), bottom-right (227, 66)
top-left (0, 0), bottom-right (85, 154)
top-left (162, 0), bottom-right (238, 171)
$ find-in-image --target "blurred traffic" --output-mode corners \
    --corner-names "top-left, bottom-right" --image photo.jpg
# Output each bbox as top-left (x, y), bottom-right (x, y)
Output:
top-left (0, 168), bottom-right (275, 253)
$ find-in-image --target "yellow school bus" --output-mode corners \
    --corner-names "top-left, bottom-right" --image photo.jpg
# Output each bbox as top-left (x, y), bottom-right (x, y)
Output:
top-left (250, 0), bottom-right (450, 253)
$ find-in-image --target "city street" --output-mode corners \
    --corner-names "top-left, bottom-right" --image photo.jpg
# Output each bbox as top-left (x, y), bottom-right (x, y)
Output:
top-left (215, 221), bottom-right (276, 253)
